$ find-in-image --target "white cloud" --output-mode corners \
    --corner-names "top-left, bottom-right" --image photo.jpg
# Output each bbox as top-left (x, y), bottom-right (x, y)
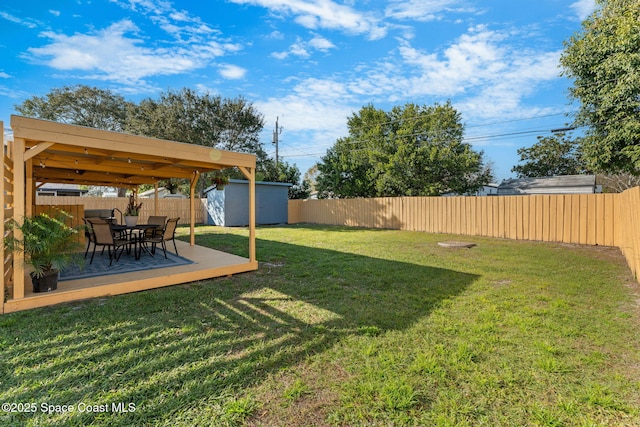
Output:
top-left (385, 0), bottom-right (468, 22)
top-left (267, 30), bottom-right (285, 40)
top-left (257, 77), bottom-right (354, 132)
top-left (343, 25), bottom-right (564, 120)
top-left (228, 0), bottom-right (387, 40)
top-left (0, 11), bottom-right (38, 28)
top-left (109, 0), bottom-right (169, 15)
top-left (254, 22), bottom-right (571, 167)
top-left (308, 35), bottom-right (335, 50)
top-left (49, 10), bottom-right (61, 17)
top-left (394, 25), bottom-right (510, 96)
top-left (28, 20), bottom-right (234, 84)
top-left (263, 25), bottom-right (566, 134)
top-left (26, 19), bottom-right (239, 87)
top-left (219, 64), bottom-right (247, 79)
top-left (570, 0), bottom-right (596, 21)
top-left (457, 50), bottom-right (562, 121)
top-left (256, 81), bottom-right (352, 163)
top-left (195, 83), bottom-right (219, 94)
top-left (0, 72), bottom-right (11, 79)
top-left (111, 0), bottom-right (226, 43)
top-left (288, 40), bottom-right (310, 57)
top-left (272, 35), bottom-right (335, 59)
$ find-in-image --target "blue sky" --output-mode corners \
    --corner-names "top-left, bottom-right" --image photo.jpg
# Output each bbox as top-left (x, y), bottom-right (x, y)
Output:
top-left (1, 0), bottom-right (595, 181)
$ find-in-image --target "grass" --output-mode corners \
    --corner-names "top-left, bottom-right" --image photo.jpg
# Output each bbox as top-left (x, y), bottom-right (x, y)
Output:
top-left (1, 224), bottom-right (639, 426)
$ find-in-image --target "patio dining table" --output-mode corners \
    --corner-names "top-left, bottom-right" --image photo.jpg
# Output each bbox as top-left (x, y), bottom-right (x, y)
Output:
top-left (111, 223), bottom-right (161, 260)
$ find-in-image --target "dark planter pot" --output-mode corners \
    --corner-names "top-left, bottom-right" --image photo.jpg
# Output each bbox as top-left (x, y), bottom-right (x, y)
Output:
top-left (30, 270), bottom-right (59, 293)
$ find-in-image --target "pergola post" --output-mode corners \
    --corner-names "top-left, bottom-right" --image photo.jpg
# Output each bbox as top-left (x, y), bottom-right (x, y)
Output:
top-left (26, 160), bottom-right (34, 216)
top-left (13, 138), bottom-right (25, 299)
top-left (154, 182), bottom-right (159, 215)
top-left (190, 172), bottom-right (200, 246)
top-left (249, 167), bottom-right (256, 263)
top-left (238, 166), bottom-right (256, 263)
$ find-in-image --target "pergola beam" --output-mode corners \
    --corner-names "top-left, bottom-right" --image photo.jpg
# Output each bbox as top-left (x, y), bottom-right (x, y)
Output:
top-left (11, 116), bottom-right (255, 169)
top-left (24, 142), bottom-right (55, 161)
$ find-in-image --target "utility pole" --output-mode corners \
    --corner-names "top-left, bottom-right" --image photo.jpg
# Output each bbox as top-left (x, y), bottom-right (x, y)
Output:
top-left (272, 117), bottom-right (282, 169)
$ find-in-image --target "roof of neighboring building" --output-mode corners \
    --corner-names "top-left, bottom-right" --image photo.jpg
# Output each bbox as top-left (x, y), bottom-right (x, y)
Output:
top-left (37, 183), bottom-right (89, 194)
top-left (38, 183), bottom-right (87, 191)
top-left (138, 187), bottom-right (171, 197)
top-left (497, 175), bottom-right (597, 195)
top-left (203, 179), bottom-right (293, 194)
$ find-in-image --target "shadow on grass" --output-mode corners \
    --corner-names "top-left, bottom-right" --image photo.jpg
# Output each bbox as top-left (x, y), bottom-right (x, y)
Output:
top-left (0, 228), bottom-right (478, 426)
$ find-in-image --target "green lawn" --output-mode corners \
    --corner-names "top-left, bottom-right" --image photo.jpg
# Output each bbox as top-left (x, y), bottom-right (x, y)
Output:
top-left (1, 225), bottom-right (639, 426)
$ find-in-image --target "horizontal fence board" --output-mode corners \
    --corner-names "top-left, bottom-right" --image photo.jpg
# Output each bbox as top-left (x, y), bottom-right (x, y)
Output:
top-left (36, 196), bottom-right (205, 225)
top-left (34, 204), bottom-right (85, 244)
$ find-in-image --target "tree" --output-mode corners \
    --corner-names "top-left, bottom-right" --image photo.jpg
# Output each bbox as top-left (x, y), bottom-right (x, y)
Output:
top-left (16, 86), bottom-right (270, 196)
top-left (15, 85), bottom-right (131, 132)
top-left (15, 85), bottom-right (133, 195)
top-left (126, 88), bottom-right (266, 156)
top-left (259, 160), bottom-right (311, 199)
top-left (303, 165), bottom-right (319, 195)
top-left (125, 88), bottom-right (268, 195)
top-left (597, 173), bottom-right (640, 193)
top-left (316, 102), bottom-right (492, 198)
top-left (560, 0), bottom-right (640, 174)
top-left (511, 133), bottom-right (589, 178)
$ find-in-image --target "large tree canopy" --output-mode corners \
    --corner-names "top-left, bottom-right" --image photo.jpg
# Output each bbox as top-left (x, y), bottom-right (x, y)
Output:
top-left (511, 133), bottom-right (589, 178)
top-left (125, 88), bottom-right (272, 193)
top-left (560, 0), bottom-right (640, 174)
top-left (316, 102), bottom-right (492, 198)
top-left (14, 85), bottom-right (291, 195)
top-left (15, 85), bottom-right (131, 132)
top-left (126, 88), bottom-right (266, 158)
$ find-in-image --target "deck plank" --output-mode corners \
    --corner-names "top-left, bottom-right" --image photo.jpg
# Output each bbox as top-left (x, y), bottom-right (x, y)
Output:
top-left (3, 241), bottom-right (257, 313)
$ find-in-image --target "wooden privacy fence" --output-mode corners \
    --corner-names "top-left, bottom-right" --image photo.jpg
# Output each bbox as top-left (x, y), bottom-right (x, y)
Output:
top-left (289, 188), bottom-right (640, 280)
top-left (35, 196), bottom-right (206, 225)
top-left (616, 188), bottom-right (640, 280)
top-left (34, 204), bottom-right (86, 244)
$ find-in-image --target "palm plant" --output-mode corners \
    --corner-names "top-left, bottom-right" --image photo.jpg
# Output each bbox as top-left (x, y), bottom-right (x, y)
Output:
top-left (5, 211), bottom-right (83, 291)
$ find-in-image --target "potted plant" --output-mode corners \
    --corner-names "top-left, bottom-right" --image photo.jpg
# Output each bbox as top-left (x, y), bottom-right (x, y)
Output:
top-left (5, 211), bottom-right (83, 292)
top-left (124, 193), bottom-right (142, 226)
top-left (211, 172), bottom-right (229, 190)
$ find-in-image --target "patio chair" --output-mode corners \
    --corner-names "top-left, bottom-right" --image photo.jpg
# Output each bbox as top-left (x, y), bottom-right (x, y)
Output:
top-left (146, 217), bottom-right (180, 258)
top-left (144, 215), bottom-right (167, 239)
top-left (89, 221), bottom-right (130, 266)
top-left (83, 217), bottom-right (107, 258)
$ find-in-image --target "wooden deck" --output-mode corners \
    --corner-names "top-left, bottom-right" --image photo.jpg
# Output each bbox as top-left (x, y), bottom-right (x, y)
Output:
top-left (3, 240), bottom-right (258, 313)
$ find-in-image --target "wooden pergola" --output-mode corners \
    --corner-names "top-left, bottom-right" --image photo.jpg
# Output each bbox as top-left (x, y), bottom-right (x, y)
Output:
top-left (5, 115), bottom-right (258, 310)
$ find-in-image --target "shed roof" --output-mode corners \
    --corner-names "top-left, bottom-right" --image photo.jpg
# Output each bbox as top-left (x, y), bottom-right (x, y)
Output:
top-left (498, 175), bottom-right (597, 195)
top-left (11, 115), bottom-right (256, 188)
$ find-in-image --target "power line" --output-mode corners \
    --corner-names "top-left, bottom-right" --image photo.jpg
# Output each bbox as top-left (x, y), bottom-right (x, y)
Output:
top-left (268, 97), bottom-right (639, 163)
top-left (464, 111), bottom-right (575, 129)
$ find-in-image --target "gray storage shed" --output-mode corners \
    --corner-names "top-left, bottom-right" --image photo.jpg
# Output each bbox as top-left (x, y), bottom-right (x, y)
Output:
top-left (205, 179), bottom-right (292, 226)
